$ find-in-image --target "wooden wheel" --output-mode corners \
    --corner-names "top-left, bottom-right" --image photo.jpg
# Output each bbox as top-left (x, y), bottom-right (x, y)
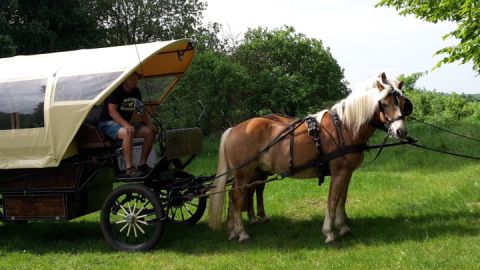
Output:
top-left (100, 184), bottom-right (165, 251)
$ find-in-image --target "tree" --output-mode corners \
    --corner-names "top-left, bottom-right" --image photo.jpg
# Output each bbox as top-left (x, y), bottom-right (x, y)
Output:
top-left (397, 72), bottom-right (480, 122)
top-left (0, 0), bottom-right (106, 55)
top-left (97, 0), bottom-right (211, 45)
top-left (234, 26), bottom-right (348, 116)
top-left (160, 50), bottom-right (254, 133)
top-left (376, 0), bottom-right (480, 73)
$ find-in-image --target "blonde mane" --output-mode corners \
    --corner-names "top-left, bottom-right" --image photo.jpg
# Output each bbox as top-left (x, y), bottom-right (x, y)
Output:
top-left (330, 76), bottom-right (393, 137)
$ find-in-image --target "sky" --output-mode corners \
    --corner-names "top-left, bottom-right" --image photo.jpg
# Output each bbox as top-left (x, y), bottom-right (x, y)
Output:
top-left (202, 0), bottom-right (480, 94)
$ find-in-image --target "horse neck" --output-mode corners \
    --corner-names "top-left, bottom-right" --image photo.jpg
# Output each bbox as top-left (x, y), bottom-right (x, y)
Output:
top-left (343, 122), bottom-right (377, 145)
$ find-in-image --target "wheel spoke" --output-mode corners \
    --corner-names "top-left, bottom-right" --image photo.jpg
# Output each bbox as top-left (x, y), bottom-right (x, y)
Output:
top-left (126, 224), bottom-right (132, 237)
top-left (180, 207), bottom-right (185, 221)
top-left (115, 219), bottom-right (127, 224)
top-left (135, 223), bottom-right (145, 234)
top-left (185, 201), bottom-right (199, 208)
top-left (133, 224), bottom-right (138, 238)
top-left (136, 206), bottom-right (145, 216)
top-left (137, 214), bottom-right (148, 219)
top-left (184, 204), bottom-right (194, 216)
top-left (119, 223), bottom-right (129, 233)
top-left (127, 202), bottom-right (132, 214)
top-left (119, 204), bottom-right (129, 216)
top-left (137, 219), bottom-right (148, 226)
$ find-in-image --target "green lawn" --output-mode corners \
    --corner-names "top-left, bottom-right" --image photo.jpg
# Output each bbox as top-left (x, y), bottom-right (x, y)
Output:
top-left (1, 122), bottom-right (479, 269)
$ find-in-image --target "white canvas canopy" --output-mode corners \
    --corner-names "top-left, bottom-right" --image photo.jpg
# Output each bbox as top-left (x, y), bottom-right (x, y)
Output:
top-left (0, 39), bottom-right (195, 169)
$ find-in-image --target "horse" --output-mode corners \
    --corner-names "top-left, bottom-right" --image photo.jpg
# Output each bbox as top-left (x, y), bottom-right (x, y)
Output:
top-left (241, 114), bottom-right (297, 224)
top-left (208, 72), bottom-right (413, 244)
top-left (241, 76), bottom-right (408, 223)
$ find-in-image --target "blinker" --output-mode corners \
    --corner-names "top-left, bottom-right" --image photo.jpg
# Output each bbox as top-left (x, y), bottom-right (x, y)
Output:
top-left (403, 97), bottom-right (413, 116)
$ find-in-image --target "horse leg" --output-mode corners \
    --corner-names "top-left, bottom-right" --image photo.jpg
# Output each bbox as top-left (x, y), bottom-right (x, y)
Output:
top-left (322, 171), bottom-right (348, 244)
top-left (255, 182), bottom-right (270, 222)
top-left (227, 190), bottom-right (237, 240)
top-left (335, 172), bottom-right (353, 237)
top-left (246, 185), bottom-right (258, 224)
top-left (231, 176), bottom-right (250, 242)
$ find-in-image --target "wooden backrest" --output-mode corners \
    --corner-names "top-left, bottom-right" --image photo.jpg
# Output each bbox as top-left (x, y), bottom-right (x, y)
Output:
top-left (165, 127), bottom-right (202, 160)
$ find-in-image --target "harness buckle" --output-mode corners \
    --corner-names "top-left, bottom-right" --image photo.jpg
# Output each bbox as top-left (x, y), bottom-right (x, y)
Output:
top-left (332, 113), bottom-right (341, 127)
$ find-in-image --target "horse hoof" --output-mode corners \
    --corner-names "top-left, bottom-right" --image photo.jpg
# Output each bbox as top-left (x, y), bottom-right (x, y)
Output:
top-left (260, 216), bottom-right (270, 223)
top-left (228, 233), bottom-right (238, 241)
top-left (238, 234), bottom-right (251, 243)
top-left (326, 239), bottom-right (341, 248)
top-left (249, 218), bottom-right (259, 225)
top-left (340, 230), bottom-right (354, 238)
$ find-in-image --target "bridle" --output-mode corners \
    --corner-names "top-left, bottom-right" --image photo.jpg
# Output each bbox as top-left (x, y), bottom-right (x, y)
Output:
top-left (377, 89), bottom-right (412, 130)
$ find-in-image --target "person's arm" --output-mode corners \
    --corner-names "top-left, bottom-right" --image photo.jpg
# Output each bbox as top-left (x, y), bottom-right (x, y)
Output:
top-left (140, 110), bottom-right (156, 133)
top-left (108, 103), bottom-right (135, 136)
top-left (135, 90), bottom-right (156, 132)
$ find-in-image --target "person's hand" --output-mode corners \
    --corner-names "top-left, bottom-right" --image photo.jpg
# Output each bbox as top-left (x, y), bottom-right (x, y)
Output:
top-left (124, 123), bottom-right (135, 136)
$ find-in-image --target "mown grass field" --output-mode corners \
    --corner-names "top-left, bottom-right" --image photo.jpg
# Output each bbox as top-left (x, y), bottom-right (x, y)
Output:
top-left (1, 122), bottom-right (479, 269)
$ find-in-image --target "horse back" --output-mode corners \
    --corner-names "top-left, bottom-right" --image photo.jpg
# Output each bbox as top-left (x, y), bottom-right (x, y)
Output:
top-left (226, 116), bottom-right (319, 177)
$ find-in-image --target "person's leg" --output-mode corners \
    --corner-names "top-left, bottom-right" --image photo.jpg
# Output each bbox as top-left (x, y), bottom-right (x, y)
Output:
top-left (117, 127), bottom-right (134, 169)
top-left (134, 123), bottom-right (157, 166)
top-left (99, 121), bottom-right (143, 177)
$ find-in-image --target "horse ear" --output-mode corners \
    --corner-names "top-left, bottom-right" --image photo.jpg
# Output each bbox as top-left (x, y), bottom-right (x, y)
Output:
top-left (376, 80), bottom-right (385, 91)
top-left (378, 72), bottom-right (388, 84)
top-left (397, 80), bottom-right (404, 90)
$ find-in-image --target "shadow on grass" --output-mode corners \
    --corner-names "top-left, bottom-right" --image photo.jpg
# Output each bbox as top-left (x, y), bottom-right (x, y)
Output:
top-left (0, 220), bottom-right (112, 254)
top-left (0, 209), bottom-right (477, 254)
top-left (159, 209), bottom-right (479, 253)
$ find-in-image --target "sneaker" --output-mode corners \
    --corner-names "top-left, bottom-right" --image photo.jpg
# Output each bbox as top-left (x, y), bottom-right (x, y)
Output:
top-left (125, 166), bottom-right (145, 177)
top-left (137, 164), bottom-right (152, 174)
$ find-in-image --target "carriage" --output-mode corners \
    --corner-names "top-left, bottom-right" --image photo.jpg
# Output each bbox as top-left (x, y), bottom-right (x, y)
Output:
top-left (0, 39), bottom-right (211, 251)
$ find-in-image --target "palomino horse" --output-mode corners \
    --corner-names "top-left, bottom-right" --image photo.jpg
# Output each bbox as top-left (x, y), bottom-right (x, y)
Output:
top-left (241, 114), bottom-right (297, 224)
top-left (209, 73), bottom-right (412, 244)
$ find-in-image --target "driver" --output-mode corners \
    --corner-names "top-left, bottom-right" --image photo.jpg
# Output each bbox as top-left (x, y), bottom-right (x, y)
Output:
top-left (98, 72), bottom-right (157, 177)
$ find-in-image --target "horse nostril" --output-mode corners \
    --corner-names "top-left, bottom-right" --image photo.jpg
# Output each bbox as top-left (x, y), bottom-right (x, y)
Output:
top-left (396, 129), bottom-right (406, 138)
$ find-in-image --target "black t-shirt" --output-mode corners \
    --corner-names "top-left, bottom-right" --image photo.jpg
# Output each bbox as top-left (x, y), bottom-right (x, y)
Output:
top-left (99, 86), bottom-right (142, 122)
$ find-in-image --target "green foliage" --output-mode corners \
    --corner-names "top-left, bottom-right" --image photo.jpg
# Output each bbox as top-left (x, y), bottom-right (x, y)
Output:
top-left (398, 72), bottom-right (480, 123)
top-left (160, 27), bottom-right (349, 134)
top-left (0, 0), bottom-right (223, 55)
top-left (0, 0), bottom-right (106, 55)
top-left (0, 35), bottom-right (15, 57)
top-left (376, 0), bottom-right (480, 73)
top-left (234, 26), bottom-right (349, 116)
top-left (159, 50), bottom-right (254, 133)
top-left (96, 0), bottom-right (216, 46)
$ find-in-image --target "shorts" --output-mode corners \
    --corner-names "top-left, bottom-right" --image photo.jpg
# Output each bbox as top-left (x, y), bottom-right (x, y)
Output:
top-left (98, 121), bottom-right (145, 140)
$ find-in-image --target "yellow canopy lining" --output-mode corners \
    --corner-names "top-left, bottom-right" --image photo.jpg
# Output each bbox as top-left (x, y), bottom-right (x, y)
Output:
top-left (0, 39), bottom-right (195, 169)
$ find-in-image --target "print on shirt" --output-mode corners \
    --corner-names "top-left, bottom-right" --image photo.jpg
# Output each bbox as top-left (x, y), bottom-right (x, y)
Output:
top-left (120, 98), bottom-right (139, 112)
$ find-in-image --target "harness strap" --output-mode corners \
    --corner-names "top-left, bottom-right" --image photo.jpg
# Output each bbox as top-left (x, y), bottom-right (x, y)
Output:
top-left (330, 109), bottom-right (345, 147)
top-left (305, 116), bottom-right (322, 154)
top-left (288, 124), bottom-right (295, 172)
top-left (283, 143), bottom-right (367, 178)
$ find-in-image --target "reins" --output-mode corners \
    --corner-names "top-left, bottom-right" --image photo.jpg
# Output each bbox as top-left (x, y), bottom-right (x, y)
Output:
top-left (200, 111), bottom-right (480, 200)
top-left (410, 116), bottom-right (480, 143)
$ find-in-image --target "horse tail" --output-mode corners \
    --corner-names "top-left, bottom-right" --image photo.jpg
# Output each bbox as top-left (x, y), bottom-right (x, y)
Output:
top-left (208, 127), bottom-right (232, 230)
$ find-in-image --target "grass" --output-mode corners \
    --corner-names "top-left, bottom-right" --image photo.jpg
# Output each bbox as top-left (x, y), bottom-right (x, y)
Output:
top-left (1, 121), bottom-right (480, 269)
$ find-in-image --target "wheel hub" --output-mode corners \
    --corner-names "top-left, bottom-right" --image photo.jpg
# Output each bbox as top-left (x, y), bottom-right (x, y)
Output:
top-left (126, 215), bottom-right (135, 225)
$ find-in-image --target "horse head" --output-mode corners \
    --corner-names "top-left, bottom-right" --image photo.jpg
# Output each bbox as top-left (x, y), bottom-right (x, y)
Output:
top-left (374, 72), bottom-right (413, 139)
